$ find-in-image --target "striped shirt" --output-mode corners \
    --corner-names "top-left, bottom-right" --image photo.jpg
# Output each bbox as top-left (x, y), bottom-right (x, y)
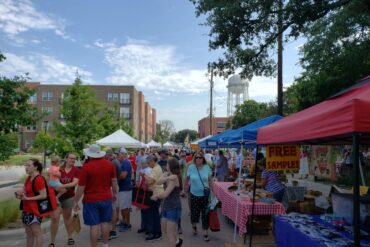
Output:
top-left (261, 170), bottom-right (285, 193)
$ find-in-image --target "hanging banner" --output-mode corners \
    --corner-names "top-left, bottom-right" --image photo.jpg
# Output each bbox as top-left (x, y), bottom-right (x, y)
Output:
top-left (266, 145), bottom-right (300, 171)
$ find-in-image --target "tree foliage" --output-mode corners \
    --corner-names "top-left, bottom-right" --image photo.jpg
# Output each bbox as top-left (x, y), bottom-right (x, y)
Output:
top-left (53, 77), bottom-right (102, 157)
top-left (0, 76), bottom-right (41, 134)
top-left (286, 0), bottom-right (370, 111)
top-left (0, 133), bottom-right (17, 161)
top-left (155, 120), bottom-right (175, 144)
top-left (97, 106), bottom-right (134, 137)
top-left (0, 54), bottom-right (42, 160)
top-left (190, 0), bottom-right (352, 79)
top-left (231, 100), bottom-right (276, 129)
top-left (171, 129), bottom-right (198, 144)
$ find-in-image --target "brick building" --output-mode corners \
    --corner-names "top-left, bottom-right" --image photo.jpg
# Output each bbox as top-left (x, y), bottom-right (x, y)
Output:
top-left (19, 82), bottom-right (156, 150)
top-left (198, 116), bottom-right (232, 138)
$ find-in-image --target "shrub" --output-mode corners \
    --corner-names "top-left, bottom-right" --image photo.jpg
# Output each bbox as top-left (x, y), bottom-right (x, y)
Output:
top-left (0, 199), bottom-right (20, 229)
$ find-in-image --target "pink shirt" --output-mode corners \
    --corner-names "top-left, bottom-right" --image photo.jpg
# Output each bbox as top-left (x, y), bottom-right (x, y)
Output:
top-left (48, 165), bottom-right (61, 181)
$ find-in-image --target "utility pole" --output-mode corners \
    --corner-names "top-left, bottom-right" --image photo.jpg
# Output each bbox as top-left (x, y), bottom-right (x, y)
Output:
top-left (209, 67), bottom-right (214, 136)
top-left (277, 0), bottom-right (283, 116)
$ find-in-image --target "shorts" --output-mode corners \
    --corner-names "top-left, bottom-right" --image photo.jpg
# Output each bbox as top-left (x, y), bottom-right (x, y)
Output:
top-left (59, 197), bottom-right (74, 209)
top-left (48, 180), bottom-right (62, 189)
top-left (83, 199), bottom-right (112, 226)
top-left (162, 207), bottom-right (181, 224)
top-left (118, 191), bottom-right (132, 209)
top-left (22, 212), bottom-right (42, 226)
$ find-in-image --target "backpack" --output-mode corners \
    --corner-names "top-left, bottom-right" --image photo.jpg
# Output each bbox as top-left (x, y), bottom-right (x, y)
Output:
top-left (20, 175), bottom-right (56, 216)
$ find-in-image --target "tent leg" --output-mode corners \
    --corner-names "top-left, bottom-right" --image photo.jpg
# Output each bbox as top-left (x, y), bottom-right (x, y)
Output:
top-left (352, 132), bottom-right (360, 247)
top-left (233, 144), bottom-right (244, 243)
top-left (246, 146), bottom-right (259, 246)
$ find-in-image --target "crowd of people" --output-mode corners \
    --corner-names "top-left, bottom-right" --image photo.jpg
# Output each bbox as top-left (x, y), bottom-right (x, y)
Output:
top-left (15, 144), bottom-right (286, 247)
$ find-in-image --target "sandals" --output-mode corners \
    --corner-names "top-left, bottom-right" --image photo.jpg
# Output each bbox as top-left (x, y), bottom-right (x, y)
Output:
top-left (192, 225), bottom-right (197, 235)
top-left (67, 238), bottom-right (75, 245)
top-left (203, 234), bottom-right (210, 242)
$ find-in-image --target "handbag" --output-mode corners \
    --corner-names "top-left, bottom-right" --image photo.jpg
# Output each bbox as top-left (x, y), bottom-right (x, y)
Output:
top-left (71, 213), bottom-right (81, 234)
top-left (196, 166), bottom-right (211, 198)
top-left (132, 175), bottom-right (153, 209)
top-left (20, 175), bottom-right (55, 216)
top-left (209, 209), bottom-right (220, 232)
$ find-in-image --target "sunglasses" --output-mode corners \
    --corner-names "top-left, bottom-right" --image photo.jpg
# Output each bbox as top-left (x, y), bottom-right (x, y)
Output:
top-left (195, 157), bottom-right (203, 160)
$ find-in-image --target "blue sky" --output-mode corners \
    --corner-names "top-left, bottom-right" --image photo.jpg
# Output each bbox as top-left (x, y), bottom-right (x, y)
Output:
top-left (0, 0), bottom-right (304, 131)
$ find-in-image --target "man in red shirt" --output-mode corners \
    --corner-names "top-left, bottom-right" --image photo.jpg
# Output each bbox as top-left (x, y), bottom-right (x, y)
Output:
top-left (74, 145), bottom-right (118, 247)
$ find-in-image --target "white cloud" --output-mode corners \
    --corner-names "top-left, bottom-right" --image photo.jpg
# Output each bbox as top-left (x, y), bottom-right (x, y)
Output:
top-left (0, 0), bottom-right (71, 43)
top-left (94, 38), bottom-right (228, 94)
top-left (0, 52), bottom-right (94, 84)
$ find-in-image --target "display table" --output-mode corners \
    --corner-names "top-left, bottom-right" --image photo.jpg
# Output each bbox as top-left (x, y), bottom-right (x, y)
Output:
top-left (274, 213), bottom-right (370, 247)
top-left (213, 182), bottom-right (286, 236)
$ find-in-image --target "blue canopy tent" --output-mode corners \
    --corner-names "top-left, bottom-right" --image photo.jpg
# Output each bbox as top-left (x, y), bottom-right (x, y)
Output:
top-left (198, 129), bottom-right (235, 149)
top-left (221, 115), bottom-right (283, 147)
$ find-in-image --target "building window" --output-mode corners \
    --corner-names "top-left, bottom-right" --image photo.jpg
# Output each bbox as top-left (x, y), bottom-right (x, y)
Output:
top-left (26, 125), bottom-right (36, 131)
top-left (217, 122), bottom-right (226, 128)
top-left (107, 93), bottom-right (119, 101)
top-left (120, 93), bottom-right (130, 104)
top-left (29, 93), bottom-right (37, 103)
top-left (120, 107), bottom-right (131, 119)
top-left (42, 107), bottom-right (53, 114)
top-left (42, 92), bottom-right (53, 101)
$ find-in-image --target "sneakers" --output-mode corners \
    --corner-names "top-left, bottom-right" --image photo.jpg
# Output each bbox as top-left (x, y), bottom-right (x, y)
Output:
top-left (118, 224), bottom-right (132, 232)
top-left (109, 231), bottom-right (118, 240)
top-left (137, 228), bottom-right (147, 233)
top-left (176, 238), bottom-right (183, 247)
top-left (145, 234), bottom-right (162, 241)
top-left (97, 231), bottom-right (117, 241)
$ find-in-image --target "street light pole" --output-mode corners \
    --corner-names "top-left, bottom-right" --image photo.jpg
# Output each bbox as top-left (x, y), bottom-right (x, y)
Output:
top-left (43, 120), bottom-right (48, 168)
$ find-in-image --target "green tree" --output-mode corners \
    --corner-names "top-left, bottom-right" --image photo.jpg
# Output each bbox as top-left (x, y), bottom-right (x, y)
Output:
top-left (53, 76), bottom-right (102, 157)
top-left (155, 120), bottom-right (175, 144)
top-left (0, 76), bottom-right (40, 134)
top-left (190, 0), bottom-right (354, 114)
top-left (0, 133), bottom-right (17, 161)
top-left (289, 0), bottom-right (370, 110)
top-left (0, 60), bottom-right (42, 160)
top-left (97, 106), bottom-right (134, 137)
top-left (172, 129), bottom-right (198, 143)
top-left (32, 132), bottom-right (54, 153)
top-left (231, 100), bottom-right (276, 129)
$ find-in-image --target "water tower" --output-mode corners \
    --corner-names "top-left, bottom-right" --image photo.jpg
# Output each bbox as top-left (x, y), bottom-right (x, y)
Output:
top-left (227, 74), bottom-right (249, 116)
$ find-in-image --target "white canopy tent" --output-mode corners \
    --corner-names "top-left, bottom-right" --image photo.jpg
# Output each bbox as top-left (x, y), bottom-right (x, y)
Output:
top-left (140, 142), bottom-right (148, 148)
top-left (146, 140), bottom-right (161, 148)
top-left (96, 129), bottom-right (142, 148)
top-left (163, 141), bottom-right (173, 148)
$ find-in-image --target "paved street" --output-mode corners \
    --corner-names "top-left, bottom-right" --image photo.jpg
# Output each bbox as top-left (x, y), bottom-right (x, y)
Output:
top-left (0, 196), bottom-right (276, 247)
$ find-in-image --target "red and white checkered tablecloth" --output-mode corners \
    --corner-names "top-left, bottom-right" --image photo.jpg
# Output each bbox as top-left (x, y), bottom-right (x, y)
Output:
top-left (213, 182), bottom-right (286, 236)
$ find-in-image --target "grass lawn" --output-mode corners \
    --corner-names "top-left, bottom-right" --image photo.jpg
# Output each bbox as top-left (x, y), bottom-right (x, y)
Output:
top-left (0, 154), bottom-right (43, 166)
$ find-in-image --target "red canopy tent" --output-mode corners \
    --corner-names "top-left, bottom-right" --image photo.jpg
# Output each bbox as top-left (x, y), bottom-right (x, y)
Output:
top-left (257, 76), bottom-right (370, 247)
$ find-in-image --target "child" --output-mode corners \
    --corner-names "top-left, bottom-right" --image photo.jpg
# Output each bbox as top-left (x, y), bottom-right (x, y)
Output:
top-left (48, 155), bottom-right (66, 198)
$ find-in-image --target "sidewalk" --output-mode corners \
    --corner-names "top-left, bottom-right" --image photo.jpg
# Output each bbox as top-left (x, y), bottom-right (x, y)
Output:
top-left (0, 196), bottom-right (276, 247)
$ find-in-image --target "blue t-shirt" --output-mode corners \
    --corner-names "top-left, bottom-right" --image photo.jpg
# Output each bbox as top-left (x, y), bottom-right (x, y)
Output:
top-left (187, 164), bottom-right (211, 197)
top-left (119, 159), bottom-right (132, 191)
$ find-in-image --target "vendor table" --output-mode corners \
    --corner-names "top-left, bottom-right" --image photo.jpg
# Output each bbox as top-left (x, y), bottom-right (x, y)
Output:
top-left (213, 182), bottom-right (286, 236)
top-left (274, 213), bottom-right (370, 247)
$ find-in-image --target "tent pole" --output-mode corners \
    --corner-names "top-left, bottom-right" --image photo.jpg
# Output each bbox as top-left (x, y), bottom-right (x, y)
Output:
top-left (246, 145), bottom-right (259, 245)
top-left (352, 132), bottom-right (360, 247)
top-left (233, 143), bottom-right (244, 243)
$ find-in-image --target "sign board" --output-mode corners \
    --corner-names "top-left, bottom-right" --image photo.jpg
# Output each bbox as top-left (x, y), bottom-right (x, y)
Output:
top-left (266, 145), bottom-right (300, 171)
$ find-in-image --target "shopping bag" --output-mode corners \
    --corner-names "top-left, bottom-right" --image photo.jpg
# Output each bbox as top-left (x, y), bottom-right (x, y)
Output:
top-left (72, 213), bottom-right (81, 234)
top-left (209, 209), bottom-right (220, 232)
top-left (132, 175), bottom-right (153, 209)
